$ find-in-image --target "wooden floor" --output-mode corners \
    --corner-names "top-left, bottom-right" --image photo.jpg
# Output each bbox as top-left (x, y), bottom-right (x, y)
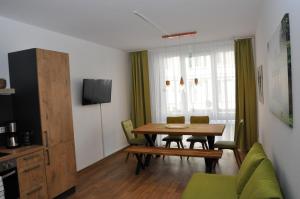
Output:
top-left (69, 149), bottom-right (238, 199)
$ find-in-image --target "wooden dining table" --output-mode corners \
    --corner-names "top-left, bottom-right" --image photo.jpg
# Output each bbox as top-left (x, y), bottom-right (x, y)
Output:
top-left (133, 123), bottom-right (225, 149)
top-left (132, 123), bottom-right (225, 165)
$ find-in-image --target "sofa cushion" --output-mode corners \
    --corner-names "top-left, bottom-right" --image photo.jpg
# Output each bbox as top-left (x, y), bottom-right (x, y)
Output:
top-left (182, 173), bottom-right (237, 199)
top-left (239, 159), bottom-right (283, 199)
top-left (236, 143), bottom-right (267, 194)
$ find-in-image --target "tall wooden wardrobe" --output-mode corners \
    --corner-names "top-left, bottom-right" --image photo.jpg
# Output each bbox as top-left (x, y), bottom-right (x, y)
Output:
top-left (9, 48), bottom-right (77, 198)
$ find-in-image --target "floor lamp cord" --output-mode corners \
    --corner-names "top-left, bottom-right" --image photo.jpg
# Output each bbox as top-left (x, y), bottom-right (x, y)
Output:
top-left (100, 104), bottom-right (105, 157)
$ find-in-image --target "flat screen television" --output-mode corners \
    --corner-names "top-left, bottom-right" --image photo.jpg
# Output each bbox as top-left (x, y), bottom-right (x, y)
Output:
top-left (82, 79), bottom-right (112, 105)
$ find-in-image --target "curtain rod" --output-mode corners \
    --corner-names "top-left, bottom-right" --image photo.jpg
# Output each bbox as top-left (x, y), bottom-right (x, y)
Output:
top-left (232, 35), bottom-right (255, 40)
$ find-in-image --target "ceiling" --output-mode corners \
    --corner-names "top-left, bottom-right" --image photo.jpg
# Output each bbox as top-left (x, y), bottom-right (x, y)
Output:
top-left (0, 0), bottom-right (262, 51)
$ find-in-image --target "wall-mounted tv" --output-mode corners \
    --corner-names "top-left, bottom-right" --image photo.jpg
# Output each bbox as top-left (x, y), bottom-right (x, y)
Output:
top-left (82, 79), bottom-right (112, 105)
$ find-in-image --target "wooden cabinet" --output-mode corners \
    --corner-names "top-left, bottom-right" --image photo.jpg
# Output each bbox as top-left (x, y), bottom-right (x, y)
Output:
top-left (9, 49), bottom-right (77, 198)
top-left (17, 150), bottom-right (48, 199)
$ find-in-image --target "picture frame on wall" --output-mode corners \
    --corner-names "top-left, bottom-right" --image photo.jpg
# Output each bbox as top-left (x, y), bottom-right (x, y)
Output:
top-left (267, 13), bottom-right (293, 127)
top-left (257, 65), bottom-right (264, 104)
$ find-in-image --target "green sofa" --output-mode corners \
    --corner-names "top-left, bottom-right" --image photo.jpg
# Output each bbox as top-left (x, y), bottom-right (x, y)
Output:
top-left (182, 143), bottom-right (283, 199)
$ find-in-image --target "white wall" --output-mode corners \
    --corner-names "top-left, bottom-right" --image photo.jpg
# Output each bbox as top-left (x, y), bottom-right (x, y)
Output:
top-left (0, 16), bottom-right (131, 171)
top-left (256, 0), bottom-right (300, 198)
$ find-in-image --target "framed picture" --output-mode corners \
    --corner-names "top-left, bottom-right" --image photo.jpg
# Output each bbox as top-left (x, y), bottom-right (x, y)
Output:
top-left (267, 13), bottom-right (293, 127)
top-left (257, 65), bottom-right (264, 104)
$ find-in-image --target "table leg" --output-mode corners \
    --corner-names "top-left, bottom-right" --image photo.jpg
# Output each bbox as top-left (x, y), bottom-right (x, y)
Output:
top-left (205, 136), bottom-right (216, 173)
top-left (144, 134), bottom-right (155, 146)
top-left (204, 158), bottom-right (213, 173)
top-left (144, 134), bottom-right (158, 166)
top-left (135, 154), bottom-right (144, 175)
top-left (207, 136), bottom-right (215, 149)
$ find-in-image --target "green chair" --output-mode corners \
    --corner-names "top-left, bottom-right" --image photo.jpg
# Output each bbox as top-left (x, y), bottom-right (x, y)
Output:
top-left (214, 119), bottom-right (244, 166)
top-left (162, 116), bottom-right (185, 159)
top-left (186, 116), bottom-right (209, 160)
top-left (121, 120), bottom-right (147, 161)
top-left (182, 143), bottom-right (283, 199)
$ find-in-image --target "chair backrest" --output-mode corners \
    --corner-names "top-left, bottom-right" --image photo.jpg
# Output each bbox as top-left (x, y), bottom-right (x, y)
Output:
top-left (167, 116), bottom-right (185, 124)
top-left (239, 159), bottom-right (283, 199)
top-left (236, 143), bottom-right (267, 195)
top-left (121, 120), bottom-right (135, 144)
top-left (190, 116), bottom-right (209, 124)
top-left (235, 119), bottom-right (244, 145)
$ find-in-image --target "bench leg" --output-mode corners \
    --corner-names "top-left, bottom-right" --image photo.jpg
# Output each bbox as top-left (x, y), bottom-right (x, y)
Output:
top-left (233, 149), bottom-right (241, 167)
top-left (125, 152), bottom-right (130, 162)
top-left (204, 158), bottom-right (214, 173)
top-left (135, 154), bottom-right (144, 175)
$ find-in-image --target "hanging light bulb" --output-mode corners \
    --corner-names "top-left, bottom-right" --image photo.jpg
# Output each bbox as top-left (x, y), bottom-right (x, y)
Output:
top-left (194, 78), bottom-right (198, 86)
top-left (166, 80), bottom-right (170, 86)
top-left (180, 77), bottom-right (184, 86)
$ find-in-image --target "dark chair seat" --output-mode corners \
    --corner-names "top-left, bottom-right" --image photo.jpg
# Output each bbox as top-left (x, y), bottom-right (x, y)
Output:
top-left (214, 141), bottom-right (236, 149)
top-left (186, 136), bottom-right (207, 142)
top-left (163, 135), bottom-right (183, 142)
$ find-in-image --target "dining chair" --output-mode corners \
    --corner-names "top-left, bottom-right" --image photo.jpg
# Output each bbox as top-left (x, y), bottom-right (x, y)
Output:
top-left (186, 116), bottom-right (209, 160)
top-left (121, 120), bottom-right (147, 161)
top-left (214, 119), bottom-right (244, 167)
top-left (162, 116), bottom-right (185, 159)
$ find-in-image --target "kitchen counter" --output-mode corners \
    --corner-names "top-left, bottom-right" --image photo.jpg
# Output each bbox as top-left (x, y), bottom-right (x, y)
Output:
top-left (0, 145), bottom-right (44, 162)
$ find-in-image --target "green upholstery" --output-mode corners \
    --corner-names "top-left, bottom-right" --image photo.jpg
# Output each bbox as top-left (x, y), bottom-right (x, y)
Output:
top-left (187, 116), bottom-right (209, 143)
top-left (182, 173), bottom-right (237, 199)
top-left (182, 143), bottom-right (283, 199)
top-left (213, 141), bottom-right (236, 149)
top-left (167, 116), bottom-right (185, 124)
top-left (239, 159), bottom-right (283, 199)
top-left (121, 120), bottom-right (146, 145)
top-left (190, 116), bottom-right (209, 124)
top-left (214, 120), bottom-right (244, 149)
top-left (237, 143), bottom-right (266, 195)
top-left (163, 116), bottom-right (185, 141)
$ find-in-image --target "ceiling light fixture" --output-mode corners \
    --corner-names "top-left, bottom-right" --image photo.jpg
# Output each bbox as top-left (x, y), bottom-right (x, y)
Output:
top-left (162, 31), bottom-right (197, 39)
top-left (133, 10), bottom-right (168, 35)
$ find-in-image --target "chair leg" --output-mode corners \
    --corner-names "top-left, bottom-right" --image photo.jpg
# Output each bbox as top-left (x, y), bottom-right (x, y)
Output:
top-left (233, 149), bottom-right (241, 167)
top-left (176, 141), bottom-right (183, 160)
top-left (204, 142), bottom-right (209, 150)
top-left (125, 152), bottom-right (130, 162)
top-left (179, 140), bottom-right (184, 149)
top-left (201, 142), bottom-right (206, 150)
top-left (187, 141), bottom-right (195, 160)
top-left (163, 141), bottom-right (170, 160)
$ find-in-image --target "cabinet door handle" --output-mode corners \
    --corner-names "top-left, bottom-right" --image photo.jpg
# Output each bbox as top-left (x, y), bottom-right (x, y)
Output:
top-left (24, 164), bottom-right (40, 173)
top-left (23, 154), bottom-right (40, 161)
top-left (46, 149), bottom-right (51, 166)
top-left (26, 185), bottom-right (42, 195)
top-left (44, 130), bottom-right (49, 147)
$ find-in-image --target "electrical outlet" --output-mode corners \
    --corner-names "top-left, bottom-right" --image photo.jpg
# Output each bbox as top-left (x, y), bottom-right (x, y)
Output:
top-left (0, 126), bottom-right (5, 134)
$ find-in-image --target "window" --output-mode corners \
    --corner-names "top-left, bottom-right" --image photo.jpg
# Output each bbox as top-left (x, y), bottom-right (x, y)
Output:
top-left (149, 41), bottom-right (235, 141)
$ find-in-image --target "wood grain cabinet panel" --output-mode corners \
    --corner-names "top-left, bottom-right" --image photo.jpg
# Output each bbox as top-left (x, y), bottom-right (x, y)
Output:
top-left (20, 183), bottom-right (48, 199)
top-left (17, 150), bottom-right (48, 199)
top-left (36, 49), bottom-right (77, 198)
top-left (9, 48), bottom-right (77, 198)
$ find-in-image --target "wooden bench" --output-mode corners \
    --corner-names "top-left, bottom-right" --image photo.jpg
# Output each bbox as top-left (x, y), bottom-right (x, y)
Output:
top-left (125, 146), bottom-right (223, 175)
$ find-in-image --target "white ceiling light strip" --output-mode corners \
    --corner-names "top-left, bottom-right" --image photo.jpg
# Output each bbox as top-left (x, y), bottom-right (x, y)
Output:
top-left (133, 10), bottom-right (168, 35)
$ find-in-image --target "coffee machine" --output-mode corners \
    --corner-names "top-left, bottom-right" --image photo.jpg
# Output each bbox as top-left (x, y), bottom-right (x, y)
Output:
top-left (5, 122), bottom-right (19, 148)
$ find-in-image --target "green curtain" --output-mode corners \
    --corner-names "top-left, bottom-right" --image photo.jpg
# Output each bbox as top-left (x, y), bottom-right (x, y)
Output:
top-left (235, 39), bottom-right (258, 151)
top-left (130, 51), bottom-right (152, 128)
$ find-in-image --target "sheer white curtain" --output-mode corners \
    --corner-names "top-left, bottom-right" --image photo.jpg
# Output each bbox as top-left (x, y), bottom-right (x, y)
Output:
top-left (149, 40), bottom-right (235, 145)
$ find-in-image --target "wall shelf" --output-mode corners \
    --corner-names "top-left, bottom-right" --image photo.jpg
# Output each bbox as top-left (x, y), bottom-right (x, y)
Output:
top-left (0, 88), bottom-right (15, 95)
